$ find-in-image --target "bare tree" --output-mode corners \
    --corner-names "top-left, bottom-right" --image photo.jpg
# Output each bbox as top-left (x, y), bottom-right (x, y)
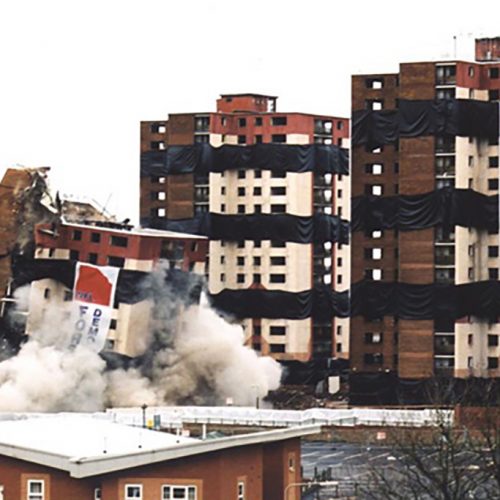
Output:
top-left (360, 380), bottom-right (500, 500)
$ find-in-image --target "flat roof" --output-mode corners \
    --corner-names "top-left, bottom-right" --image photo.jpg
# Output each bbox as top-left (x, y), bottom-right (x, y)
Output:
top-left (0, 414), bottom-right (321, 478)
top-left (219, 93), bottom-right (278, 99)
top-left (51, 221), bottom-right (207, 241)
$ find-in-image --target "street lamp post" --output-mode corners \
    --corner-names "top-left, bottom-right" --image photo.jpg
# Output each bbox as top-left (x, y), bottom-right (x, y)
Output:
top-left (283, 480), bottom-right (338, 500)
top-left (141, 403), bottom-right (148, 428)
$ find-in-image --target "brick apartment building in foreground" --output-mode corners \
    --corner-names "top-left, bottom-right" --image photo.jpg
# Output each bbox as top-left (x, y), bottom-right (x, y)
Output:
top-left (140, 94), bottom-right (350, 362)
top-left (0, 415), bottom-right (317, 500)
top-left (351, 37), bottom-right (500, 380)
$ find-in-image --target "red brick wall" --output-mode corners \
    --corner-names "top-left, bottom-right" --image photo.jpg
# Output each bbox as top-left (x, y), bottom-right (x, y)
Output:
top-left (0, 439), bottom-right (301, 500)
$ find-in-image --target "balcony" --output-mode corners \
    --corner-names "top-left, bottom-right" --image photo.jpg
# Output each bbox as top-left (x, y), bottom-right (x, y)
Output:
top-left (436, 65), bottom-right (456, 86)
top-left (434, 336), bottom-right (455, 356)
top-left (435, 136), bottom-right (455, 154)
top-left (435, 247), bottom-right (455, 266)
top-left (435, 159), bottom-right (456, 177)
top-left (194, 116), bottom-right (210, 133)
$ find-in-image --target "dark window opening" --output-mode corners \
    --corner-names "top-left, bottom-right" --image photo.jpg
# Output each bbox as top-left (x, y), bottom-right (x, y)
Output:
top-left (271, 134), bottom-right (286, 143)
top-left (88, 253), bottom-right (98, 264)
top-left (271, 116), bottom-right (287, 126)
top-left (110, 235), bottom-right (128, 247)
top-left (270, 344), bottom-right (286, 353)
top-left (108, 256), bottom-right (125, 267)
top-left (72, 230), bottom-right (82, 241)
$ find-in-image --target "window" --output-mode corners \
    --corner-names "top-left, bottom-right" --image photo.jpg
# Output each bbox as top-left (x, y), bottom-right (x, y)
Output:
top-left (88, 253), bottom-right (98, 264)
top-left (271, 134), bottom-right (286, 143)
top-left (253, 256), bottom-right (261, 266)
top-left (366, 163), bottom-right (383, 175)
top-left (270, 256), bottom-right (286, 266)
top-left (220, 273), bottom-right (225, 282)
top-left (108, 256), bottom-right (125, 267)
top-left (488, 335), bottom-right (499, 347)
top-left (72, 230), bottom-right (82, 241)
top-left (237, 481), bottom-right (245, 500)
top-left (489, 90), bottom-right (500, 101)
top-left (270, 274), bottom-right (286, 283)
top-left (253, 187), bottom-right (262, 196)
top-left (109, 319), bottom-right (117, 330)
top-left (270, 326), bottom-right (286, 335)
top-left (238, 118), bottom-right (247, 127)
top-left (237, 256), bottom-right (245, 266)
top-left (254, 205), bottom-right (262, 213)
top-left (254, 240), bottom-right (261, 248)
top-left (271, 186), bottom-right (286, 196)
top-left (110, 235), bottom-right (128, 247)
top-left (238, 135), bottom-right (246, 144)
top-left (255, 135), bottom-right (263, 144)
top-left (489, 268), bottom-right (499, 280)
top-left (254, 169), bottom-right (262, 178)
top-left (271, 116), bottom-right (287, 126)
top-left (237, 204), bottom-right (245, 214)
top-left (366, 78), bottom-right (384, 89)
top-left (489, 156), bottom-right (499, 168)
top-left (43, 288), bottom-right (50, 299)
top-left (489, 246), bottom-right (499, 258)
top-left (365, 269), bottom-right (383, 280)
top-left (489, 67), bottom-right (499, 79)
top-left (28, 480), bottom-right (44, 500)
top-left (365, 184), bottom-right (383, 196)
top-left (365, 332), bottom-right (383, 344)
top-left (237, 274), bottom-right (245, 283)
top-left (468, 334), bottom-right (473, 346)
top-left (237, 169), bottom-right (246, 179)
top-left (237, 240), bottom-right (245, 248)
top-left (91, 232), bottom-right (101, 243)
top-left (371, 230), bottom-right (383, 239)
top-left (151, 123), bottom-right (166, 134)
top-left (488, 357), bottom-right (499, 369)
top-left (70, 250), bottom-right (79, 261)
top-left (270, 204), bottom-right (286, 213)
top-left (253, 274), bottom-right (261, 284)
top-left (238, 187), bottom-right (246, 196)
top-left (162, 485), bottom-right (197, 500)
top-left (366, 99), bottom-right (383, 110)
top-left (270, 344), bottom-right (286, 353)
top-left (255, 117), bottom-right (263, 126)
top-left (64, 290), bottom-right (72, 301)
top-left (488, 178), bottom-right (499, 190)
top-left (364, 353), bottom-right (383, 365)
top-left (94, 488), bottom-right (102, 500)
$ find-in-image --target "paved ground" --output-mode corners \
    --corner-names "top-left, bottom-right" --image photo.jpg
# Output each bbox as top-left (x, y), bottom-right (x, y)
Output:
top-left (300, 441), bottom-right (496, 499)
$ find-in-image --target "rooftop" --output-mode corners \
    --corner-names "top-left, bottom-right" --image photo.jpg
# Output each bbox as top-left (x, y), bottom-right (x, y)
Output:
top-left (39, 221), bottom-right (207, 241)
top-left (0, 414), bottom-right (320, 478)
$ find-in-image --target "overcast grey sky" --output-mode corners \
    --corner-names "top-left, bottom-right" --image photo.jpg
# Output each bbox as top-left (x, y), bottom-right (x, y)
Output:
top-left (0, 0), bottom-right (499, 221)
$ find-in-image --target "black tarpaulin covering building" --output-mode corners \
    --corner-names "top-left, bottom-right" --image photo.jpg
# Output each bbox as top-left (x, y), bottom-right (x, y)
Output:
top-left (141, 143), bottom-right (349, 178)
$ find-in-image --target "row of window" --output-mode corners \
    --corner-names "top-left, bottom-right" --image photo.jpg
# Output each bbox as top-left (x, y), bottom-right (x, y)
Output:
top-left (366, 89), bottom-right (500, 111)
top-left (365, 266), bottom-right (500, 282)
top-left (71, 230), bottom-right (128, 248)
top-left (67, 249), bottom-right (125, 267)
top-left (220, 273), bottom-right (285, 284)
top-left (126, 484), bottom-right (198, 500)
top-left (364, 177), bottom-right (500, 196)
top-left (221, 255), bottom-right (287, 266)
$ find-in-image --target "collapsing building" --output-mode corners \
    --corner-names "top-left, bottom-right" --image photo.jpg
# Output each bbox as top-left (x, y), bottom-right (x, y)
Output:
top-left (28, 220), bottom-right (207, 357)
top-left (140, 93), bottom-right (351, 362)
top-left (349, 36), bottom-right (500, 402)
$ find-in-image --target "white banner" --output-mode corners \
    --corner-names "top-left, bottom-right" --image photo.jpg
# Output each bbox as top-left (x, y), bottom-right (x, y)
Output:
top-left (68, 263), bottom-right (120, 352)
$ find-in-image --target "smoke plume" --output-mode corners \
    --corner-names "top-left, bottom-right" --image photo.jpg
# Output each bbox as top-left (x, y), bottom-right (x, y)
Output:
top-left (0, 265), bottom-right (281, 412)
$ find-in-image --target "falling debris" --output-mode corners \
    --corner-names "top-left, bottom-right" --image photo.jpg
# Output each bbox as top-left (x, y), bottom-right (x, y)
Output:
top-left (0, 264), bottom-right (281, 412)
